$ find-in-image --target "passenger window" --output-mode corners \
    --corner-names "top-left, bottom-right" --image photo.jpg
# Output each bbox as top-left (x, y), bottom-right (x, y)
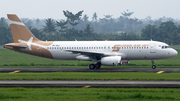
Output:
top-left (52, 47), bottom-right (54, 49)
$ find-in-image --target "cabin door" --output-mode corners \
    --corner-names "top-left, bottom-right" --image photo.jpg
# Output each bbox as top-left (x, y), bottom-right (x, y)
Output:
top-left (150, 43), bottom-right (156, 53)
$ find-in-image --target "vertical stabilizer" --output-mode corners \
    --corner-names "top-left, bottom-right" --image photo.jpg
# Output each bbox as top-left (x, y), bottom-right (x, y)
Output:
top-left (7, 14), bottom-right (40, 43)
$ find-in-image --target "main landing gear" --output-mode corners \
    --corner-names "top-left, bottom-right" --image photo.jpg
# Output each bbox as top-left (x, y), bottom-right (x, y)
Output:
top-left (151, 60), bottom-right (156, 69)
top-left (89, 62), bottom-right (101, 70)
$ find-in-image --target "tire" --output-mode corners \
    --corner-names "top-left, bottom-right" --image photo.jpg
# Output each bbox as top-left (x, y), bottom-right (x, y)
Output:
top-left (152, 65), bottom-right (156, 69)
top-left (95, 64), bottom-right (100, 69)
top-left (89, 64), bottom-right (95, 69)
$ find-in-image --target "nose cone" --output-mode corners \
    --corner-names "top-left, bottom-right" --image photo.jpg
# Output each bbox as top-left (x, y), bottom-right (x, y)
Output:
top-left (171, 49), bottom-right (178, 57)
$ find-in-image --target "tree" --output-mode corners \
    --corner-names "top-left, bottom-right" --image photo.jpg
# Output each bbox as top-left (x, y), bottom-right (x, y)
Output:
top-left (168, 30), bottom-right (180, 45)
top-left (0, 27), bottom-right (12, 44)
top-left (83, 14), bottom-right (89, 23)
top-left (156, 21), bottom-right (177, 43)
top-left (63, 10), bottom-right (83, 29)
top-left (21, 18), bottom-right (33, 29)
top-left (141, 24), bottom-right (157, 40)
top-left (121, 9), bottom-right (134, 18)
top-left (0, 18), bottom-right (8, 28)
top-left (84, 24), bottom-right (94, 36)
top-left (43, 18), bottom-right (56, 40)
top-left (30, 28), bottom-right (43, 40)
top-left (92, 12), bottom-right (98, 22)
top-left (43, 18), bottom-right (56, 35)
top-left (56, 20), bottom-right (68, 34)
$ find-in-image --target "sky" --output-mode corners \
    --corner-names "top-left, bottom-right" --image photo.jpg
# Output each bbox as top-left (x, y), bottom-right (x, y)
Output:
top-left (1, 0), bottom-right (180, 20)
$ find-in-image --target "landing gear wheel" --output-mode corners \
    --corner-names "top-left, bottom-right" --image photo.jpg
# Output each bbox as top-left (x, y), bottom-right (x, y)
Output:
top-left (95, 63), bottom-right (101, 69)
top-left (151, 60), bottom-right (156, 69)
top-left (152, 65), bottom-right (156, 69)
top-left (89, 64), bottom-right (95, 69)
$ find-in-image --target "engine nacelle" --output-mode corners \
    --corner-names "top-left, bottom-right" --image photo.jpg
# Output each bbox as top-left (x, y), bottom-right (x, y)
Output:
top-left (101, 56), bottom-right (122, 66)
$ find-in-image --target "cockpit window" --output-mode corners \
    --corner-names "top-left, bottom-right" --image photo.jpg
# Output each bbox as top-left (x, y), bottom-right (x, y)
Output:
top-left (162, 46), bottom-right (171, 49)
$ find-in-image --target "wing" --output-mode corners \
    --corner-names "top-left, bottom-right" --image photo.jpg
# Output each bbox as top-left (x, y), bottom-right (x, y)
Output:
top-left (66, 50), bottom-right (126, 59)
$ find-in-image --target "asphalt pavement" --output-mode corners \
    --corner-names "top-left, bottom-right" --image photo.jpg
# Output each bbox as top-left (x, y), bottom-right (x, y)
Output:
top-left (0, 67), bottom-right (180, 73)
top-left (0, 80), bottom-right (180, 88)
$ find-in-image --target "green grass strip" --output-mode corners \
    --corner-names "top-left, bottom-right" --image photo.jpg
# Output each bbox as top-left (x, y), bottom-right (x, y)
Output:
top-left (0, 88), bottom-right (179, 101)
top-left (1, 72), bottom-right (180, 80)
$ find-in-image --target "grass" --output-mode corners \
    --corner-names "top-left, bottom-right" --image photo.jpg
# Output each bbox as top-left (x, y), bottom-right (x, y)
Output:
top-left (170, 45), bottom-right (180, 47)
top-left (0, 49), bottom-right (180, 68)
top-left (1, 72), bottom-right (180, 80)
top-left (0, 88), bottom-right (179, 101)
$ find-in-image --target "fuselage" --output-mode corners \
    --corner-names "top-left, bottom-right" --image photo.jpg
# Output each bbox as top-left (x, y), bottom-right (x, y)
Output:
top-left (15, 40), bottom-right (177, 61)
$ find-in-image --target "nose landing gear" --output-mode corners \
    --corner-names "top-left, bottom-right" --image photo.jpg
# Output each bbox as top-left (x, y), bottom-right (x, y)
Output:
top-left (151, 60), bottom-right (156, 69)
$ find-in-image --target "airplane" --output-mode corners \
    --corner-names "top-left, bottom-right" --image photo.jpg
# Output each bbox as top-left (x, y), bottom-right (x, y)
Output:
top-left (4, 14), bottom-right (178, 69)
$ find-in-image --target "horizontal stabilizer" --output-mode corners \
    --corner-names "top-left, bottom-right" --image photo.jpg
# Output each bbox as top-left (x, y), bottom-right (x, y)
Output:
top-left (4, 43), bottom-right (28, 50)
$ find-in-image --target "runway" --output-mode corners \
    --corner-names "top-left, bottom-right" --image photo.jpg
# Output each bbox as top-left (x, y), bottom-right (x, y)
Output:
top-left (0, 68), bottom-right (180, 73)
top-left (0, 80), bottom-right (180, 88)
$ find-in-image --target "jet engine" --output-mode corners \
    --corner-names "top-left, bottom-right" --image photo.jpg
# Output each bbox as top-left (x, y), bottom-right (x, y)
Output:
top-left (101, 56), bottom-right (122, 66)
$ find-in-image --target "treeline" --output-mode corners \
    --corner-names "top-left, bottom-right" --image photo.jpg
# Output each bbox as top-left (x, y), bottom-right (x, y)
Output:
top-left (0, 10), bottom-right (180, 45)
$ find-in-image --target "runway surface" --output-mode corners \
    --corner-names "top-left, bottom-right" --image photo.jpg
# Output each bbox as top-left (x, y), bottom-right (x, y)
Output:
top-left (0, 68), bottom-right (180, 73)
top-left (0, 80), bottom-right (180, 88)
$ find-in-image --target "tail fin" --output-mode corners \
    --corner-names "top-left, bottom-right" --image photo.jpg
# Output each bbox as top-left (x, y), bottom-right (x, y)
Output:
top-left (7, 14), bottom-right (40, 43)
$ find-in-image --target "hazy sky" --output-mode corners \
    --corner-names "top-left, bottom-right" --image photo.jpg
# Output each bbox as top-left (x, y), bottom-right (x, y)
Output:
top-left (1, 0), bottom-right (180, 20)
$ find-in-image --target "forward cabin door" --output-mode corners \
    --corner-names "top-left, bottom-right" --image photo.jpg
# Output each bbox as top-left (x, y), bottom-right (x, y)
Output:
top-left (150, 43), bottom-right (156, 53)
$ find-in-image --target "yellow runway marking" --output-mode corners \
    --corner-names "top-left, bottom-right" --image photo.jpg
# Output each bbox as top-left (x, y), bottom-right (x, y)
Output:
top-left (157, 71), bottom-right (164, 74)
top-left (9, 70), bottom-right (20, 73)
top-left (82, 86), bottom-right (90, 88)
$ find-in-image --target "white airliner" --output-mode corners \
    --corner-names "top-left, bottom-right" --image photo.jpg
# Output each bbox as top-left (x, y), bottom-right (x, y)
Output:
top-left (4, 14), bottom-right (178, 69)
